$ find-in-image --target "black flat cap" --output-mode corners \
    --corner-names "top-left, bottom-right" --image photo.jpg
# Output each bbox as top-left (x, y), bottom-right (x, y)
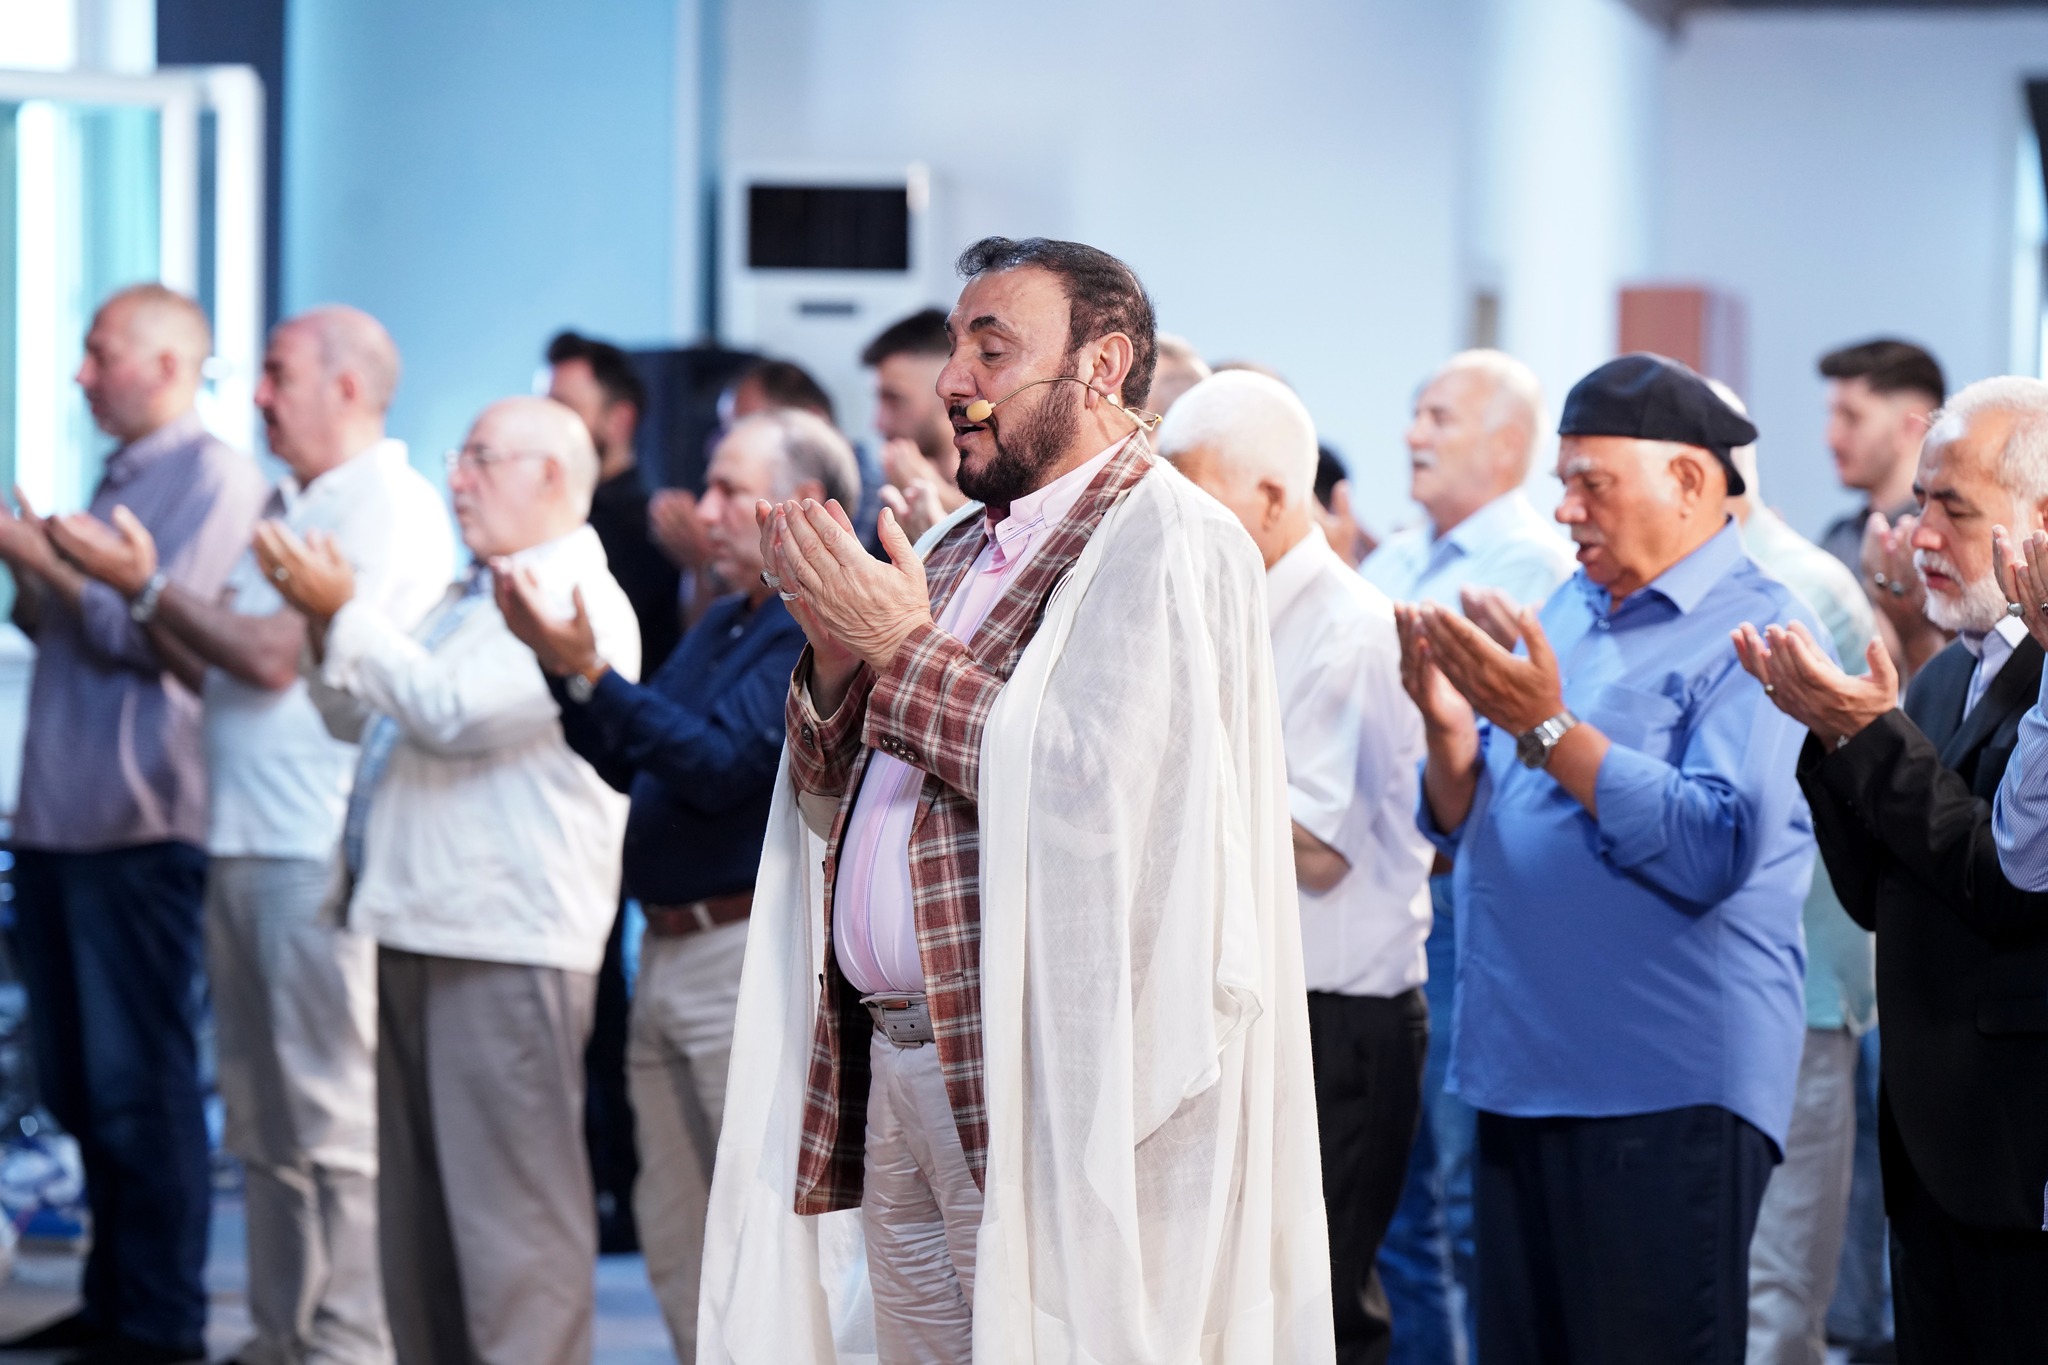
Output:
top-left (1558, 353), bottom-right (1758, 495)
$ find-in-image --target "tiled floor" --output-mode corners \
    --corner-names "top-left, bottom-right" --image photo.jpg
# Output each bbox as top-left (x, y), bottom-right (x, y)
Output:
top-left (0, 1193), bottom-right (677, 1363)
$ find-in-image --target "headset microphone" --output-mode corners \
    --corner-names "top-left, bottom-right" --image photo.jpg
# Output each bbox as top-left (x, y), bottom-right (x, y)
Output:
top-left (963, 376), bottom-right (1161, 432)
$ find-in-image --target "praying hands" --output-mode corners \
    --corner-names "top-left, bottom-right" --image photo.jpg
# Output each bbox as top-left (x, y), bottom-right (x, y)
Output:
top-left (47, 505), bottom-right (157, 597)
top-left (252, 520), bottom-right (357, 625)
top-left (756, 498), bottom-right (932, 710)
top-left (1730, 620), bottom-right (1898, 750)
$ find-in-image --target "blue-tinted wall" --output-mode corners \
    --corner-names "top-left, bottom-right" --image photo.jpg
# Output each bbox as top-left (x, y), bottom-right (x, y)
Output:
top-left (283, 0), bottom-right (681, 470)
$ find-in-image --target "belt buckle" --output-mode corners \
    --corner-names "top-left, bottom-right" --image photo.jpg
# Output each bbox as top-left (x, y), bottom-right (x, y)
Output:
top-left (860, 993), bottom-right (934, 1047)
top-left (688, 900), bottom-right (715, 934)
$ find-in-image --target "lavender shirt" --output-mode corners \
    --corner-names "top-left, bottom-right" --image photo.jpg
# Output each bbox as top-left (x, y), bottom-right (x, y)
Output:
top-left (14, 411), bottom-right (267, 852)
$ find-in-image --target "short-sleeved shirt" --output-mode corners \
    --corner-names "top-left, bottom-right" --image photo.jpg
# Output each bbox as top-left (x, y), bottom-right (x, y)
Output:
top-left (15, 411), bottom-right (267, 852)
top-left (1422, 519), bottom-right (1822, 1149)
top-left (1360, 488), bottom-right (1575, 609)
top-left (1269, 526), bottom-right (1433, 997)
top-left (204, 439), bottom-right (456, 859)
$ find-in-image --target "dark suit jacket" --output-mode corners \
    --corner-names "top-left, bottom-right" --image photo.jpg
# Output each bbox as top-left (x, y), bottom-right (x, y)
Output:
top-left (1800, 635), bottom-right (2048, 1231)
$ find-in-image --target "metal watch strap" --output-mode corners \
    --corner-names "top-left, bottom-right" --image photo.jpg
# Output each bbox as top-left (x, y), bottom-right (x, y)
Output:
top-left (128, 570), bottom-right (169, 624)
top-left (1517, 708), bottom-right (1579, 769)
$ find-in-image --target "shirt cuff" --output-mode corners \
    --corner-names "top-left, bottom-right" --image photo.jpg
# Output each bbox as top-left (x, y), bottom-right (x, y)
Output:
top-left (1591, 742), bottom-right (1673, 867)
top-left (1415, 758), bottom-right (1465, 854)
top-left (76, 579), bottom-right (135, 658)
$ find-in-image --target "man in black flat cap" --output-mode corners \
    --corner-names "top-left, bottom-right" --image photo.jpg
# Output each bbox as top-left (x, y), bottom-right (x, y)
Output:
top-left (1395, 353), bottom-right (1824, 1365)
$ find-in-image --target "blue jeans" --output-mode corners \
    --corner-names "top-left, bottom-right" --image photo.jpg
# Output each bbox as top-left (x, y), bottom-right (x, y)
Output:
top-left (11, 844), bottom-right (211, 1353)
top-left (1379, 875), bottom-right (1478, 1365)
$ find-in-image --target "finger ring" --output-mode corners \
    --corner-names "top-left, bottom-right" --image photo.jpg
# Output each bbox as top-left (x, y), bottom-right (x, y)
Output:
top-left (2036, 601), bottom-right (2048, 615)
top-left (778, 589), bottom-right (800, 603)
top-left (1872, 571), bottom-right (1888, 589)
top-left (2010, 601), bottom-right (2026, 618)
top-left (271, 565), bottom-right (290, 584)
top-left (759, 570), bottom-right (782, 590)
top-left (1889, 580), bottom-right (1907, 598)
top-left (1763, 683), bottom-right (1775, 695)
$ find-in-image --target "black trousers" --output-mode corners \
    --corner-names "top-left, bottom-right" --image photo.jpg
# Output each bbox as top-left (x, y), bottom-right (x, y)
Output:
top-left (583, 896), bottom-right (638, 1252)
top-left (1883, 1095), bottom-right (2048, 1364)
top-left (1474, 1104), bottom-right (1775, 1365)
top-left (1308, 987), bottom-right (1429, 1365)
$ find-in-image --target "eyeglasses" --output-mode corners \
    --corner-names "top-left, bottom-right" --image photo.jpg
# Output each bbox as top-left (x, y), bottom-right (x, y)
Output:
top-left (444, 445), bottom-right (549, 476)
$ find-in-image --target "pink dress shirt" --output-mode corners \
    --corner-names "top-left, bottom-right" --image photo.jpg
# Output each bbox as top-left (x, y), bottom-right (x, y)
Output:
top-left (833, 441), bottom-right (1125, 996)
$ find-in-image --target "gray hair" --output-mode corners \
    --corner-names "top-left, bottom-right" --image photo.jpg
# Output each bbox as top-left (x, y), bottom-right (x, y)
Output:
top-left (1155, 369), bottom-right (1319, 505)
top-left (1926, 376), bottom-right (2048, 509)
top-left (1439, 349), bottom-right (1544, 477)
top-left (751, 408), bottom-right (862, 511)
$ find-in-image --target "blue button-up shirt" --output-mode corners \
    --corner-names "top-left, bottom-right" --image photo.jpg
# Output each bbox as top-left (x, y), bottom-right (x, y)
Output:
top-left (552, 590), bottom-right (804, 905)
top-left (1422, 519), bottom-right (1820, 1148)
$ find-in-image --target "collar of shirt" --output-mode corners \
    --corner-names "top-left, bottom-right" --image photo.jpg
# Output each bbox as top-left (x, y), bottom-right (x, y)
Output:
top-left (1576, 516), bottom-right (1745, 624)
top-left (101, 409), bottom-right (206, 490)
top-left (285, 437), bottom-right (410, 512)
top-left (978, 437), bottom-right (1125, 573)
top-left (1959, 613), bottom-right (2029, 662)
top-left (1266, 522), bottom-right (1334, 619)
top-left (1436, 488), bottom-right (1541, 557)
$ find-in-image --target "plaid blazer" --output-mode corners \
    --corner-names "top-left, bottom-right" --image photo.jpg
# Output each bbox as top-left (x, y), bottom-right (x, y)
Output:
top-left (782, 437), bottom-right (1154, 1215)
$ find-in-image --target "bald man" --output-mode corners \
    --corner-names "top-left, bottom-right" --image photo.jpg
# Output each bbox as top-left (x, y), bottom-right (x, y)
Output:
top-left (1164, 372), bottom-right (1433, 1364)
top-left (256, 395), bottom-right (639, 1365)
top-left (0, 284), bottom-right (265, 1362)
top-left (52, 304), bottom-right (453, 1364)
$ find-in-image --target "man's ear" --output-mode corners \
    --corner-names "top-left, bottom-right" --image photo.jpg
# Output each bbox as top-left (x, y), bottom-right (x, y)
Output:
top-left (1670, 448), bottom-right (1711, 508)
top-left (1083, 332), bottom-right (1135, 406)
top-left (1259, 477), bottom-right (1289, 531)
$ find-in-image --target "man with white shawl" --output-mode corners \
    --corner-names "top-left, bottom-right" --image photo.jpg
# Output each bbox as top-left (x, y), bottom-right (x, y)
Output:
top-left (700, 236), bottom-right (1334, 1363)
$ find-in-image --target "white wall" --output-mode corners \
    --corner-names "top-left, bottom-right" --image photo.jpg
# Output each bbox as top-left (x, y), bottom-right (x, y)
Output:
top-left (1663, 11), bottom-right (2048, 542)
top-left (721, 0), bottom-right (1475, 530)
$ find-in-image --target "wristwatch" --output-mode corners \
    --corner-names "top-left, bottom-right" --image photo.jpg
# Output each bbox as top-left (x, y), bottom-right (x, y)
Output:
top-left (563, 659), bottom-right (609, 704)
top-left (128, 570), bottom-right (169, 624)
top-left (1515, 708), bottom-right (1579, 770)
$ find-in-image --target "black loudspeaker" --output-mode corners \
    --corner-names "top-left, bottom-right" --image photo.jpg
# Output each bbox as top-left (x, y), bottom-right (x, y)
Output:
top-left (626, 346), bottom-right (761, 493)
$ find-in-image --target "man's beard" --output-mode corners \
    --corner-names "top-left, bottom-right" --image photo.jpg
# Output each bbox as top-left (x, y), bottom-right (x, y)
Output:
top-left (1916, 549), bottom-right (2009, 633)
top-left (957, 374), bottom-right (1082, 508)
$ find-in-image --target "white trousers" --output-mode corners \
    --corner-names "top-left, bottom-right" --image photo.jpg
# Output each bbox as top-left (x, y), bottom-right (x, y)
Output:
top-left (1746, 1026), bottom-right (1860, 1365)
top-left (862, 1030), bottom-right (984, 1364)
top-left (627, 922), bottom-right (748, 1363)
top-left (207, 855), bottom-right (389, 1365)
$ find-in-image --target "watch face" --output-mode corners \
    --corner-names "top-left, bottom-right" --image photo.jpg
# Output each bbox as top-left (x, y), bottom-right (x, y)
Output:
top-left (1516, 729), bottom-right (1547, 768)
top-left (565, 673), bottom-right (594, 704)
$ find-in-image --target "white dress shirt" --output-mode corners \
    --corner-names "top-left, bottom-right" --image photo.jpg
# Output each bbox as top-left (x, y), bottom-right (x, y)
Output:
top-left (1962, 615), bottom-right (2029, 718)
top-left (318, 523), bottom-right (641, 973)
top-left (833, 442), bottom-right (1122, 996)
top-left (1271, 525), bottom-right (1434, 997)
top-left (1360, 488), bottom-right (1574, 608)
top-left (205, 440), bottom-right (456, 859)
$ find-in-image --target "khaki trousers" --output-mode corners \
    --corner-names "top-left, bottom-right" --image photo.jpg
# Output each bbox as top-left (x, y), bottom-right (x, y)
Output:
top-left (376, 948), bottom-right (597, 1365)
top-left (206, 856), bottom-right (388, 1365)
top-left (861, 1030), bottom-right (984, 1364)
top-left (626, 921), bottom-right (747, 1362)
top-left (1747, 1027), bottom-right (1860, 1365)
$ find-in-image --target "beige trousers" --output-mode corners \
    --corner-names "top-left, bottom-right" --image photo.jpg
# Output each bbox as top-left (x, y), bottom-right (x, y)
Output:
top-left (206, 855), bottom-right (388, 1365)
top-left (375, 948), bottom-right (597, 1365)
top-left (1747, 1026), bottom-right (1860, 1365)
top-left (626, 921), bottom-right (747, 1362)
top-left (861, 1030), bottom-right (984, 1364)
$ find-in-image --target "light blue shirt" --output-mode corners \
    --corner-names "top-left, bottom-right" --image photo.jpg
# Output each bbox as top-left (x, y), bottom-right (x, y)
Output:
top-left (1992, 657), bottom-right (2048, 892)
top-left (1361, 488), bottom-right (1575, 608)
top-left (1738, 505), bottom-right (1878, 1034)
top-left (1421, 519), bottom-right (1820, 1149)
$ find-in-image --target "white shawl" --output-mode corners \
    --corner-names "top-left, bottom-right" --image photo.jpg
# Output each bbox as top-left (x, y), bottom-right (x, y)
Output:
top-left (699, 465), bottom-right (1334, 1363)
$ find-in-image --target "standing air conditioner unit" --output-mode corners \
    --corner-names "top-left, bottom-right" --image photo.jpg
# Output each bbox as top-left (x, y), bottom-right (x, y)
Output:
top-left (720, 163), bottom-right (940, 442)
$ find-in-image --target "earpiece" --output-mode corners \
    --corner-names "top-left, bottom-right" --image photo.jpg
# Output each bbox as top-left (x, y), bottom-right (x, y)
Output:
top-left (963, 377), bottom-right (1161, 433)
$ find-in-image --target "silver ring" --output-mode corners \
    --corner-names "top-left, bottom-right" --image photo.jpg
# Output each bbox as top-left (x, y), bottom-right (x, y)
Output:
top-left (2037, 601), bottom-right (2048, 615)
top-left (1889, 580), bottom-right (1907, 598)
top-left (1872, 571), bottom-right (1888, 589)
top-left (1763, 683), bottom-right (1775, 695)
top-left (2010, 601), bottom-right (2026, 618)
top-left (271, 565), bottom-right (290, 584)
top-left (759, 570), bottom-right (782, 590)
top-left (778, 589), bottom-right (800, 603)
